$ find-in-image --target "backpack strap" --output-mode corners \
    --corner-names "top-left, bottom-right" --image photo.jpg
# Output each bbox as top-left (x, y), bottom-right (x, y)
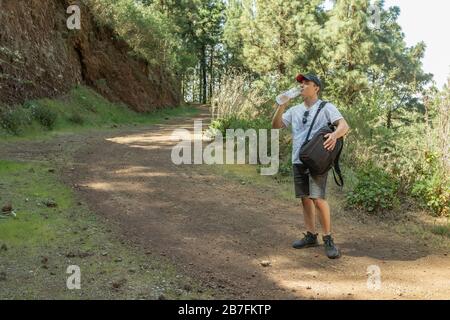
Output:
top-left (327, 119), bottom-right (345, 188)
top-left (332, 141), bottom-right (344, 187)
top-left (302, 100), bottom-right (328, 146)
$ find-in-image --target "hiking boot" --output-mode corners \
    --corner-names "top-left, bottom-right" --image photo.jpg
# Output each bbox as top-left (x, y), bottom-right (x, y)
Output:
top-left (322, 234), bottom-right (341, 259)
top-left (292, 232), bottom-right (319, 249)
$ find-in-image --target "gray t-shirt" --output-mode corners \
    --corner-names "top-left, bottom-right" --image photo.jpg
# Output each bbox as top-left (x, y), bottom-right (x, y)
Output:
top-left (282, 99), bottom-right (344, 164)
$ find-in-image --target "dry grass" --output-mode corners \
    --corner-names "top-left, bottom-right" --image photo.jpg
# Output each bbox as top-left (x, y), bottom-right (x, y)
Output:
top-left (210, 69), bottom-right (268, 120)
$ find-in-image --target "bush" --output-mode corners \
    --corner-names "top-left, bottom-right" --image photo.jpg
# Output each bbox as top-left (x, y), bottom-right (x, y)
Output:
top-left (31, 104), bottom-right (57, 129)
top-left (209, 112), bottom-right (293, 177)
top-left (277, 158), bottom-right (292, 177)
top-left (209, 116), bottom-right (272, 136)
top-left (68, 113), bottom-right (85, 125)
top-left (408, 87), bottom-right (450, 217)
top-left (210, 70), bottom-right (269, 121)
top-left (0, 106), bottom-right (28, 135)
top-left (412, 171), bottom-right (450, 217)
top-left (343, 83), bottom-right (450, 217)
top-left (430, 223), bottom-right (450, 238)
top-left (346, 165), bottom-right (400, 214)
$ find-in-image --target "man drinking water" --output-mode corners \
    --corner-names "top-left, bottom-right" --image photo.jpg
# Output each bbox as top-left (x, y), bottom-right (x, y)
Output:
top-left (272, 73), bottom-right (350, 259)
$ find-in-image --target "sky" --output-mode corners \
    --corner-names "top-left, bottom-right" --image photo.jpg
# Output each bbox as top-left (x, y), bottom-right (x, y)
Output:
top-left (324, 0), bottom-right (450, 88)
top-left (384, 0), bottom-right (450, 88)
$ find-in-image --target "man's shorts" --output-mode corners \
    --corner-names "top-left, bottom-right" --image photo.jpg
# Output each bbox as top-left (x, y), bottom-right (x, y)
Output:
top-left (293, 163), bottom-right (328, 199)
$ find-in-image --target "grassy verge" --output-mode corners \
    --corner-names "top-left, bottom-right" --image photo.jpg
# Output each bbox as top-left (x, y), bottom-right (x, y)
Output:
top-left (0, 85), bottom-right (199, 141)
top-left (0, 159), bottom-right (213, 299)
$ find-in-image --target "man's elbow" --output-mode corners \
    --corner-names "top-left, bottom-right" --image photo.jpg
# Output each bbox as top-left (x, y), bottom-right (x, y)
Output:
top-left (271, 120), bottom-right (278, 129)
top-left (342, 120), bottom-right (350, 135)
top-left (272, 122), bottom-right (284, 129)
top-left (336, 119), bottom-right (350, 135)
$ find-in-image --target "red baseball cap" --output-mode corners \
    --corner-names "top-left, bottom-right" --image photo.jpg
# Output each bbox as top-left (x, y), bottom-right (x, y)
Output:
top-left (296, 73), bottom-right (322, 90)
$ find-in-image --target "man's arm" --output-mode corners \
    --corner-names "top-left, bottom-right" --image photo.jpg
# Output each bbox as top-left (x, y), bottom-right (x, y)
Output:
top-left (323, 118), bottom-right (350, 151)
top-left (272, 102), bottom-right (289, 129)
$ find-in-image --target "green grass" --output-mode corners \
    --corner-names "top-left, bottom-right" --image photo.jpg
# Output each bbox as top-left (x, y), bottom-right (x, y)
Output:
top-left (430, 223), bottom-right (450, 238)
top-left (0, 85), bottom-right (199, 140)
top-left (0, 159), bottom-right (213, 299)
top-left (0, 161), bottom-right (71, 248)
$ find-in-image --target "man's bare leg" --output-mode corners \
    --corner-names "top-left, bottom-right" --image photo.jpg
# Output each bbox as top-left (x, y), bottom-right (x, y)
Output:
top-left (293, 197), bottom-right (320, 249)
top-left (301, 197), bottom-right (317, 233)
top-left (314, 198), bottom-right (341, 258)
top-left (313, 198), bottom-right (331, 235)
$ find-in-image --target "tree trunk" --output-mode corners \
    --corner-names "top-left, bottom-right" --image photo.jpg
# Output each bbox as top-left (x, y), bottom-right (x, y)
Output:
top-left (201, 45), bottom-right (207, 104)
top-left (198, 61), bottom-right (202, 104)
top-left (209, 45), bottom-right (214, 103)
top-left (181, 75), bottom-right (185, 103)
top-left (193, 67), bottom-right (197, 103)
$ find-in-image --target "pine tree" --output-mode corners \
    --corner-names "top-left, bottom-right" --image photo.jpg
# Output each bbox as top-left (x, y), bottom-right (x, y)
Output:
top-left (224, 0), bottom-right (325, 91)
top-left (319, 0), bottom-right (377, 106)
top-left (138, 0), bottom-right (225, 104)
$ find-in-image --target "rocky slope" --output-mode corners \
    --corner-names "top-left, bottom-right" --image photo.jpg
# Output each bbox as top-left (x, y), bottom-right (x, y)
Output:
top-left (0, 0), bottom-right (181, 111)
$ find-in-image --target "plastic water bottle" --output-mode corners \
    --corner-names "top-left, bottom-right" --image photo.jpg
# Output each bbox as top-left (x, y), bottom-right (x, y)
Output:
top-left (276, 87), bottom-right (301, 105)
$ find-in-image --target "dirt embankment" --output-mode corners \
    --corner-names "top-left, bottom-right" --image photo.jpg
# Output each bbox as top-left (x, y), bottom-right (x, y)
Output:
top-left (0, 0), bottom-right (180, 111)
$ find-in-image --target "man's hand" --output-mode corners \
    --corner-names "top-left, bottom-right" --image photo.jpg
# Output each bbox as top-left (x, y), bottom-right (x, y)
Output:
top-left (275, 100), bottom-right (289, 108)
top-left (272, 102), bottom-right (289, 129)
top-left (323, 132), bottom-right (338, 151)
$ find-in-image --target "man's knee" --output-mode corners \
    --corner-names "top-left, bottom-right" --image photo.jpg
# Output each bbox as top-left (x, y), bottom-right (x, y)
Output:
top-left (312, 198), bottom-right (327, 206)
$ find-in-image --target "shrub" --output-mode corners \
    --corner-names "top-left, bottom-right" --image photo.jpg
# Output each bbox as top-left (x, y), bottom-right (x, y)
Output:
top-left (31, 104), bottom-right (57, 129)
top-left (210, 70), bottom-right (269, 121)
top-left (409, 86), bottom-right (450, 217)
top-left (346, 165), bottom-right (400, 214)
top-left (209, 116), bottom-right (271, 136)
top-left (68, 113), bottom-right (85, 125)
top-left (343, 83), bottom-right (450, 217)
top-left (277, 158), bottom-right (292, 177)
top-left (0, 106), bottom-right (28, 135)
top-left (412, 170), bottom-right (450, 217)
top-left (430, 223), bottom-right (450, 238)
top-left (277, 130), bottom-right (293, 177)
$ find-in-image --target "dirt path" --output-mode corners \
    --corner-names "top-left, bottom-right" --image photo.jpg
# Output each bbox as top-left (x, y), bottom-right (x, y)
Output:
top-left (3, 107), bottom-right (449, 299)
